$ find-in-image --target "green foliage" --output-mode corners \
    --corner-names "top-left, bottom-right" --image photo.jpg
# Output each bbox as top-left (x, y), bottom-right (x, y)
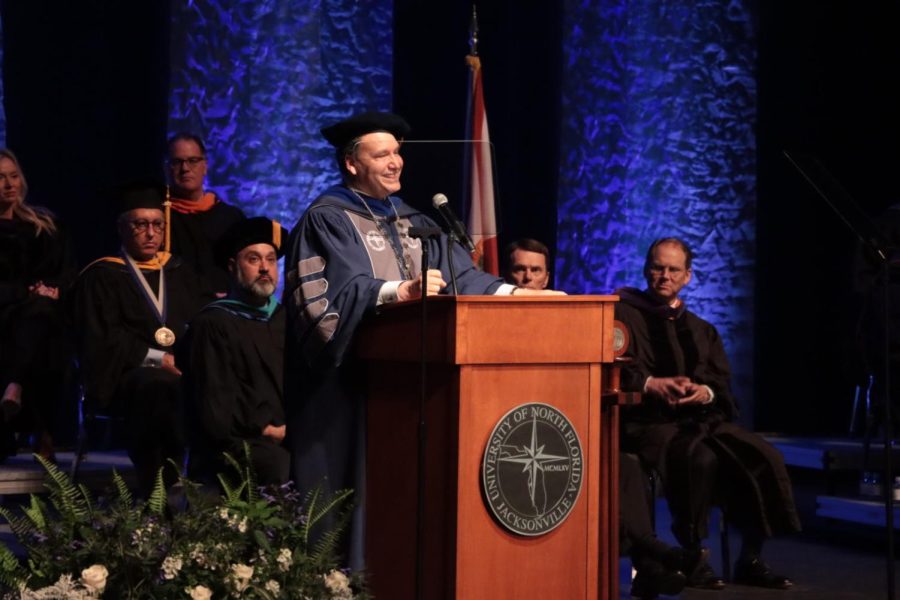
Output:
top-left (0, 543), bottom-right (24, 591)
top-left (0, 447), bottom-right (367, 599)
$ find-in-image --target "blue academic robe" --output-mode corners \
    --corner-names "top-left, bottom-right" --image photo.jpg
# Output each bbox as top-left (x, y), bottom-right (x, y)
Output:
top-left (283, 184), bottom-right (503, 567)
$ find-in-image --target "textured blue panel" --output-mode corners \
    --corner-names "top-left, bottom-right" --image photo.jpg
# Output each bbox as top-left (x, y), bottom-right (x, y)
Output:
top-left (168, 0), bottom-right (393, 226)
top-left (558, 0), bottom-right (757, 415)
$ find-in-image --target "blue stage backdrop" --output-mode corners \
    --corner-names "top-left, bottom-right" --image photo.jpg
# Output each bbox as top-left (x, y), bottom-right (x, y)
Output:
top-left (167, 0), bottom-right (393, 227)
top-left (557, 1), bottom-right (757, 421)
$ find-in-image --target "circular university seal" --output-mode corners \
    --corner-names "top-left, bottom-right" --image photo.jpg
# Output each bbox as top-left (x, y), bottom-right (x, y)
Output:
top-left (612, 319), bottom-right (630, 357)
top-left (481, 402), bottom-right (584, 536)
top-left (366, 229), bottom-right (386, 252)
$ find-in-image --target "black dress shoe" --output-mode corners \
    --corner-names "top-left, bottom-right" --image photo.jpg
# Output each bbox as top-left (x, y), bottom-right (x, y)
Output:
top-left (733, 557), bottom-right (793, 589)
top-left (685, 555), bottom-right (725, 590)
top-left (661, 545), bottom-right (709, 576)
top-left (631, 559), bottom-right (687, 599)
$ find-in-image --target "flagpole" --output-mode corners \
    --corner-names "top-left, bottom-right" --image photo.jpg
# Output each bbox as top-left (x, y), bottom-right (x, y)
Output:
top-left (469, 4), bottom-right (478, 56)
top-left (465, 4), bottom-right (500, 275)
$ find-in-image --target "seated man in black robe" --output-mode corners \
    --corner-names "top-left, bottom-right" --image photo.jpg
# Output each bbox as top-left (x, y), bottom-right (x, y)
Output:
top-left (181, 216), bottom-right (290, 486)
top-left (166, 132), bottom-right (246, 298)
top-left (72, 183), bottom-right (204, 496)
top-left (503, 237), bottom-right (698, 598)
top-left (616, 237), bottom-right (801, 590)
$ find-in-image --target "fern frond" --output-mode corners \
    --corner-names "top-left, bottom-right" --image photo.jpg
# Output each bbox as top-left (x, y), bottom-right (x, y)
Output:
top-left (147, 468), bottom-right (167, 515)
top-left (22, 496), bottom-right (47, 532)
top-left (311, 521), bottom-right (345, 561)
top-left (300, 486), bottom-right (320, 548)
top-left (222, 450), bottom-right (242, 476)
top-left (0, 543), bottom-right (25, 590)
top-left (241, 443), bottom-right (258, 503)
top-left (36, 454), bottom-right (89, 521)
top-left (0, 505), bottom-right (37, 541)
top-left (307, 489), bottom-right (353, 532)
top-left (77, 484), bottom-right (94, 518)
top-left (111, 468), bottom-right (133, 508)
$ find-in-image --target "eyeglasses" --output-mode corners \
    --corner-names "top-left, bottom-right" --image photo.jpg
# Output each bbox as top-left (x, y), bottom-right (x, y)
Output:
top-left (129, 219), bottom-right (166, 233)
top-left (168, 156), bottom-right (205, 169)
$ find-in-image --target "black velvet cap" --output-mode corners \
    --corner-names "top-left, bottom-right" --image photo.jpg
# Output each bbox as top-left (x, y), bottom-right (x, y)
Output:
top-left (112, 181), bottom-right (166, 215)
top-left (320, 111), bottom-right (411, 152)
top-left (214, 216), bottom-right (288, 266)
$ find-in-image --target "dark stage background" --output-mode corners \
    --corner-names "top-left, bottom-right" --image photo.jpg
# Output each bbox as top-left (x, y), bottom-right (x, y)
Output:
top-left (1, 1), bottom-right (899, 435)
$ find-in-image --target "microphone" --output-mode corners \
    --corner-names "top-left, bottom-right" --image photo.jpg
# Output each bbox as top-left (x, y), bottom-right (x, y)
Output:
top-left (432, 193), bottom-right (476, 253)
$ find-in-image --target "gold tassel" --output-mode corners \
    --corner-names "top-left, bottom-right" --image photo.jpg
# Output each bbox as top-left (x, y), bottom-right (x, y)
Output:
top-left (164, 185), bottom-right (172, 253)
top-left (272, 219), bottom-right (281, 249)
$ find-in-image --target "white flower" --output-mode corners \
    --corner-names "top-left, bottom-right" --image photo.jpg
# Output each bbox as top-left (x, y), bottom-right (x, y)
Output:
top-left (162, 555), bottom-right (184, 580)
top-left (264, 580), bottom-right (281, 594)
top-left (276, 548), bottom-right (292, 572)
top-left (186, 584), bottom-right (213, 600)
top-left (237, 517), bottom-right (248, 533)
top-left (230, 563), bottom-right (254, 593)
top-left (80, 564), bottom-right (109, 593)
top-left (190, 544), bottom-right (208, 567)
top-left (323, 569), bottom-right (352, 599)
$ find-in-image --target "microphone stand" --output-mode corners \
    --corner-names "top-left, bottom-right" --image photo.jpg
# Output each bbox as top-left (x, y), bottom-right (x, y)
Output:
top-left (881, 254), bottom-right (895, 599)
top-left (446, 233), bottom-right (460, 295)
top-left (782, 151), bottom-right (895, 600)
top-left (407, 225), bottom-right (441, 600)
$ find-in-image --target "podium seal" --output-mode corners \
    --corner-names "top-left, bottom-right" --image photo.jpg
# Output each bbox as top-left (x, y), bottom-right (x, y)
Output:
top-left (481, 402), bottom-right (584, 536)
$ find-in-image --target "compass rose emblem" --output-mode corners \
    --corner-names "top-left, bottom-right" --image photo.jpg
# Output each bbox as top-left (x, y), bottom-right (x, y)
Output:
top-left (482, 403), bottom-right (584, 536)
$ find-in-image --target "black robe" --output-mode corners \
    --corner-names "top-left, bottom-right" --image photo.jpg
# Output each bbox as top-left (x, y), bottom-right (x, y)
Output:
top-left (0, 217), bottom-right (75, 446)
top-left (615, 287), bottom-right (801, 544)
top-left (72, 253), bottom-right (204, 494)
top-left (180, 300), bottom-right (289, 485)
top-left (284, 184), bottom-right (505, 567)
top-left (168, 197), bottom-right (245, 299)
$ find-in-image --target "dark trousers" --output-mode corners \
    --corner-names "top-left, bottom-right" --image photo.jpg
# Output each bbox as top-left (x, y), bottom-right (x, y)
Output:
top-left (624, 420), bottom-right (802, 547)
top-left (120, 367), bottom-right (185, 497)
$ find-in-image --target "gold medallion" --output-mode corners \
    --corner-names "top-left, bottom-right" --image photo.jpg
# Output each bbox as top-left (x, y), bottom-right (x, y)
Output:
top-left (155, 326), bottom-right (176, 347)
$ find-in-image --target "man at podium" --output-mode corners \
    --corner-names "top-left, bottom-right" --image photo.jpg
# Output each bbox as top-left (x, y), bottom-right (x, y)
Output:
top-left (284, 111), bottom-right (561, 568)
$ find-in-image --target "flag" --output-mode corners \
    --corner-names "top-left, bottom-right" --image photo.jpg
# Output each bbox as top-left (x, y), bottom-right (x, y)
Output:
top-left (465, 53), bottom-right (499, 275)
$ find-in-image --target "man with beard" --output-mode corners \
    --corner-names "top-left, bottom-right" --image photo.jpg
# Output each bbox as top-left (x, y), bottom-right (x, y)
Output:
top-left (166, 132), bottom-right (246, 299)
top-left (615, 237), bottom-right (801, 590)
top-left (180, 216), bottom-right (289, 485)
top-left (72, 182), bottom-right (203, 496)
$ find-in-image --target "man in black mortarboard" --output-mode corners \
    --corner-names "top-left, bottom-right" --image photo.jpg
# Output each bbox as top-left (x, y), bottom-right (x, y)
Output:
top-left (71, 182), bottom-right (205, 497)
top-left (283, 111), bottom-right (564, 569)
top-left (180, 216), bottom-right (290, 486)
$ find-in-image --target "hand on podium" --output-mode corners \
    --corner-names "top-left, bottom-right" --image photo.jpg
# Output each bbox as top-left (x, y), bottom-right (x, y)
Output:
top-left (512, 287), bottom-right (567, 296)
top-left (398, 269), bottom-right (447, 301)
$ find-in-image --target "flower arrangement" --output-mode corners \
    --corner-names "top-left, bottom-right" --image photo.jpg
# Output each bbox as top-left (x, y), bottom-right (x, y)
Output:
top-left (0, 451), bottom-right (366, 599)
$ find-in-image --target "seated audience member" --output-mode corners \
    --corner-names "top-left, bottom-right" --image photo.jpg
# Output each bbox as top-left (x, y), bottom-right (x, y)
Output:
top-left (72, 182), bottom-right (204, 496)
top-left (502, 237), bottom-right (696, 597)
top-left (166, 132), bottom-right (245, 298)
top-left (180, 216), bottom-right (290, 486)
top-left (615, 237), bottom-right (801, 590)
top-left (504, 238), bottom-right (551, 290)
top-left (0, 148), bottom-right (75, 462)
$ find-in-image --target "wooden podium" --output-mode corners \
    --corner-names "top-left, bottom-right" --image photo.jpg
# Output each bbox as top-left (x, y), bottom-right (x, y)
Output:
top-left (356, 295), bottom-right (621, 600)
